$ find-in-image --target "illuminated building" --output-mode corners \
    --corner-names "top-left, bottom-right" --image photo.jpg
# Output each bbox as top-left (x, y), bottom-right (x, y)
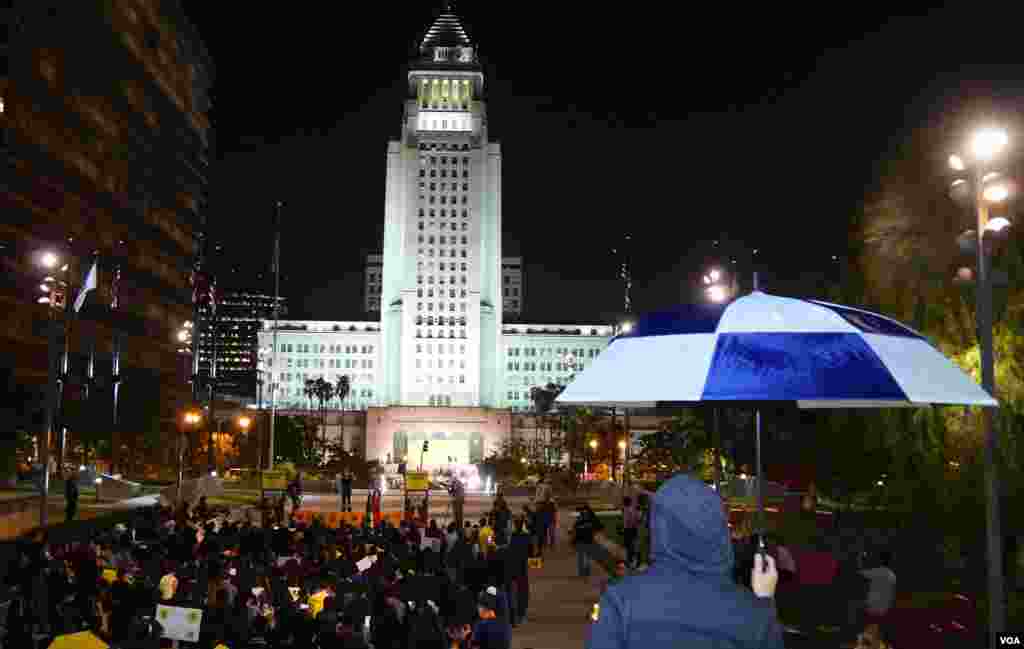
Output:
top-left (0, 1), bottom-right (212, 470)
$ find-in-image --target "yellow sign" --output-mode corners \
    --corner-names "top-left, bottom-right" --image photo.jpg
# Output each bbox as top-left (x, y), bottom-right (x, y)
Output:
top-left (405, 471), bottom-right (430, 491)
top-left (261, 470), bottom-right (288, 490)
top-left (309, 590), bottom-right (328, 617)
top-left (102, 569), bottom-right (117, 584)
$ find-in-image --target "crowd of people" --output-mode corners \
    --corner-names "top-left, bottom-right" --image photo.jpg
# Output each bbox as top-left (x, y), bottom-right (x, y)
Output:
top-left (1, 487), bottom-right (562, 649)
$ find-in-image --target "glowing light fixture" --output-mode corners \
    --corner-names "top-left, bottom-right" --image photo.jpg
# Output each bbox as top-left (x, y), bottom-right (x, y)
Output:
top-left (37, 296), bottom-right (50, 304)
top-left (983, 183), bottom-right (1011, 203)
top-left (986, 217), bottom-right (1012, 233)
top-left (41, 252), bottom-right (59, 268)
top-left (971, 128), bottom-right (1009, 161)
top-left (949, 154), bottom-right (966, 171)
top-left (706, 285), bottom-right (728, 302)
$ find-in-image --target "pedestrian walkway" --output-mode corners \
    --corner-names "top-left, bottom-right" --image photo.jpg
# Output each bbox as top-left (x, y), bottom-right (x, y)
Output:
top-left (512, 510), bottom-right (605, 649)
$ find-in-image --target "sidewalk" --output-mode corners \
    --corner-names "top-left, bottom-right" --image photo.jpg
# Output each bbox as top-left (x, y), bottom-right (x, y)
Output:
top-left (512, 510), bottom-right (605, 649)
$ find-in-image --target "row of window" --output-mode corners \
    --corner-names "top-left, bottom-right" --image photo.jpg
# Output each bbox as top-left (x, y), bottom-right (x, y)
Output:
top-left (419, 303), bottom-right (467, 314)
top-left (275, 372), bottom-right (374, 385)
top-left (419, 288), bottom-right (469, 299)
top-left (418, 235), bottom-right (469, 246)
top-left (419, 143), bottom-right (470, 152)
top-left (416, 343), bottom-right (467, 354)
top-left (503, 288), bottom-right (519, 297)
top-left (508, 361), bottom-right (585, 372)
top-left (419, 248), bottom-right (465, 259)
top-left (416, 315), bottom-right (467, 326)
top-left (420, 169), bottom-right (470, 179)
top-left (273, 343), bottom-right (374, 354)
top-left (418, 275), bottom-right (468, 285)
top-left (507, 347), bottom-right (599, 358)
top-left (416, 375), bottom-right (467, 384)
top-left (428, 395), bottom-right (454, 407)
top-left (416, 359), bottom-right (467, 369)
top-left (422, 156), bottom-right (470, 167)
top-left (416, 329), bottom-right (467, 339)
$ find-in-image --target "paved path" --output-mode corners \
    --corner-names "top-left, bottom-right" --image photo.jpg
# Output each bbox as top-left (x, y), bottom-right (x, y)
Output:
top-left (511, 511), bottom-right (606, 649)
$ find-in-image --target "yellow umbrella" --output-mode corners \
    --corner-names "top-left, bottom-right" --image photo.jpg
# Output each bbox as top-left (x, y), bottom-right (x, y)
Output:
top-left (48, 631), bottom-right (108, 649)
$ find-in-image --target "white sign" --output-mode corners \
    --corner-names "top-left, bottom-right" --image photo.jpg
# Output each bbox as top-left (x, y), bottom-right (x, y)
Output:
top-left (356, 555), bottom-right (378, 573)
top-left (156, 604), bottom-right (203, 643)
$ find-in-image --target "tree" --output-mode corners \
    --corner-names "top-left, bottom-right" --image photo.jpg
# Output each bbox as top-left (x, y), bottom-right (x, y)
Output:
top-left (635, 409), bottom-right (711, 483)
top-left (335, 374), bottom-right (351, 410)
top-left (530, 382), bottom-right (560, 465)
top-left (274, 415), bottom-right (320, 466)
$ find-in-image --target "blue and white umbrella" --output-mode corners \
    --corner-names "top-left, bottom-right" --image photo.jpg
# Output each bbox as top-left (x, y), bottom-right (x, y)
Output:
top-left (556, 291), bottom-right (996, 409)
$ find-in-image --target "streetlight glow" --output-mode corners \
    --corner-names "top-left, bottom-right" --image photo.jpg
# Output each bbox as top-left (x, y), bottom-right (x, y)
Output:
top-left (177, 330), bottom-right (189, 342)
top-left (620, 322), bottom-right (632, 334)
top-left (238, 416), bottom-right (252, 429)
top-left (983, 183), bottom-right (1011, 204)
top-left (618, 440), bottom-right (627, 450)
top-left (589, 439), bottom-right (598, 449)
top-left (37, 296), bottom-right (50, 304)
top-left (41, 252), bottom-right (59, 269)
top-left (949, 154), bottom-right (966, 171)
top-left (708, 269), bottom-right (721, 282)
top-left (706, 285), bottom-right (727, 302)
top-left (39, 284), bottom-right (50, 293)
top-left (971, 128), bottom-right (1009, 161)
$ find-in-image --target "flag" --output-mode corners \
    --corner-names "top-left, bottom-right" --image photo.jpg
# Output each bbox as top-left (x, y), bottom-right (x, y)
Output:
top-left (73, 260), bottom-right (98, 313)
top-left (110, 266), bottom-right (121, 310)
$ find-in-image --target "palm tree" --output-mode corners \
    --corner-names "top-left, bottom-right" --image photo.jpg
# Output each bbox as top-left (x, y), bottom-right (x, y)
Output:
top-left (310, 377), bottom-right (335, 461)
top-left (335, 374), bottom-right (351, 411)
top-left (530, 382), bottom-right (560, 466)
top-left (303, 379), bottom-right (316, 413)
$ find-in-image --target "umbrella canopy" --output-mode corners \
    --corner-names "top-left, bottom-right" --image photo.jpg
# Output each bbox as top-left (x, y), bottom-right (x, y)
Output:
top-left (48, 631), bottom-right (108, 649)
top-left (557, 291), bottom-right (996, 409)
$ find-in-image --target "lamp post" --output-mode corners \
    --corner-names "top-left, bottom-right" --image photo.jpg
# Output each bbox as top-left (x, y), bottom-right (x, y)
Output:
top-left (587, 438), bottom-right (597, 479)
top-left (949, 127), bottom-right (1013, 641)
top-left (238, 415), bottom-right (251, 473)
top-left (180, 410), bottom-right (201, 504)
top-left (617, 439), bottom-right (627, 484)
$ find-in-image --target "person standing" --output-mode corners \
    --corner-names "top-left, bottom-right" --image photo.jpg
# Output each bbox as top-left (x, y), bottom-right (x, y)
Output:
top-left (571, 505), bottom-right (603, 578)
top-left (341, 469), bottom-right (354, 512)
top-left (622, 496), bottom-right (642, 569)
top-left (64, 469), bottom-right (79, 521)
top-left (451, 475), bottom-right (465, 530)
top-left (335, 472), bottom-right (344, 511)
top-left (586, 474), bottom-right (784, 649)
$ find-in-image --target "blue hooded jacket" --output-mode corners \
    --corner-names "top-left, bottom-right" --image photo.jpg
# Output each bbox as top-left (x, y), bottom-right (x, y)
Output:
top-left (586, 475), bottom-right (785, 649)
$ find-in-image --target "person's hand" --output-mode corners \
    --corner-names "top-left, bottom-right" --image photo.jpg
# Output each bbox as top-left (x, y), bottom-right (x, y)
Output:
top-left (751, 553), bottom-right (778, 598)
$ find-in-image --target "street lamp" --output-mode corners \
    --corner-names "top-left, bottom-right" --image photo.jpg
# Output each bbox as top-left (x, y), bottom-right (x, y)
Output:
top-left (179, 410), bottom-right (202, 504)
top-left (949, 125), bottom-right (1012, 640)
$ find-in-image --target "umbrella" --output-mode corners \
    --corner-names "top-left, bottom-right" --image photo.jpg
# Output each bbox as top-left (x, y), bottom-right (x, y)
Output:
top-left (48, 631), bottom-right (108, 649)
top-left (556, 291), bottom-right (996, 540)
top-left (557, 291), bottom-right (995, 410)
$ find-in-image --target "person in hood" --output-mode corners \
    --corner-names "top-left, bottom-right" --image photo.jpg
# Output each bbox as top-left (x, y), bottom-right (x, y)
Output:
top-left (586, 474), bottom-right (784, 649)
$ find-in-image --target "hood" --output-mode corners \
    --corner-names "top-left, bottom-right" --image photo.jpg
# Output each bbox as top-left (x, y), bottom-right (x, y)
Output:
top-left (650, 474), bottom-right (733, 578)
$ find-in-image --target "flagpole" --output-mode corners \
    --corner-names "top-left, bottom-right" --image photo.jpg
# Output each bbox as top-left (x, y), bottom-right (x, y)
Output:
top-left (111, 260), bottom-right (122, 476)
top-left (56, 239), bottom-right (76, 473)
top-left (268, 200), bottom-right (283, 471)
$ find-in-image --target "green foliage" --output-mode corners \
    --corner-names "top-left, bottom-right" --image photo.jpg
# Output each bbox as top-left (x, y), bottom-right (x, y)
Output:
top-left (272, 416), bottom-right (320, 467)
top-left (635, 409), bottom-right (711, 478)
top-left (482, 438), bottom-right (531, 486)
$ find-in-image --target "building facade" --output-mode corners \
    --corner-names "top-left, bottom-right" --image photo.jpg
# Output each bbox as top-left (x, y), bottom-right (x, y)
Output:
top-left (0, 0), bottom-right (212, 472)
top-left (259, 6), bottom-right (611, 465)
top-left (197, 291), bottom-right (286, 400)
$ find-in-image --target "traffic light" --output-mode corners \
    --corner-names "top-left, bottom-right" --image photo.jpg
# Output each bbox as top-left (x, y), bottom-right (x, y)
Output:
top-left (422, 440), bottom-right (429, 453)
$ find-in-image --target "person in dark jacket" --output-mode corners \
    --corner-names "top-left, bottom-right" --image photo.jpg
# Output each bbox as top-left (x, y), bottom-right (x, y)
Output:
top-left (586, 474), bottom-right (784, 649)
top-left (64, 469), bottom-right (79, 521)
top-left (508, 518), bottom-right (532, 625)
top-left (571, 505), bottom-right (603, 578)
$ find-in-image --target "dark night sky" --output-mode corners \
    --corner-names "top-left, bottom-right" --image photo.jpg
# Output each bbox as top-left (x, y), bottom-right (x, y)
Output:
top-left (181, 3), bottom-right (1024, 321)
